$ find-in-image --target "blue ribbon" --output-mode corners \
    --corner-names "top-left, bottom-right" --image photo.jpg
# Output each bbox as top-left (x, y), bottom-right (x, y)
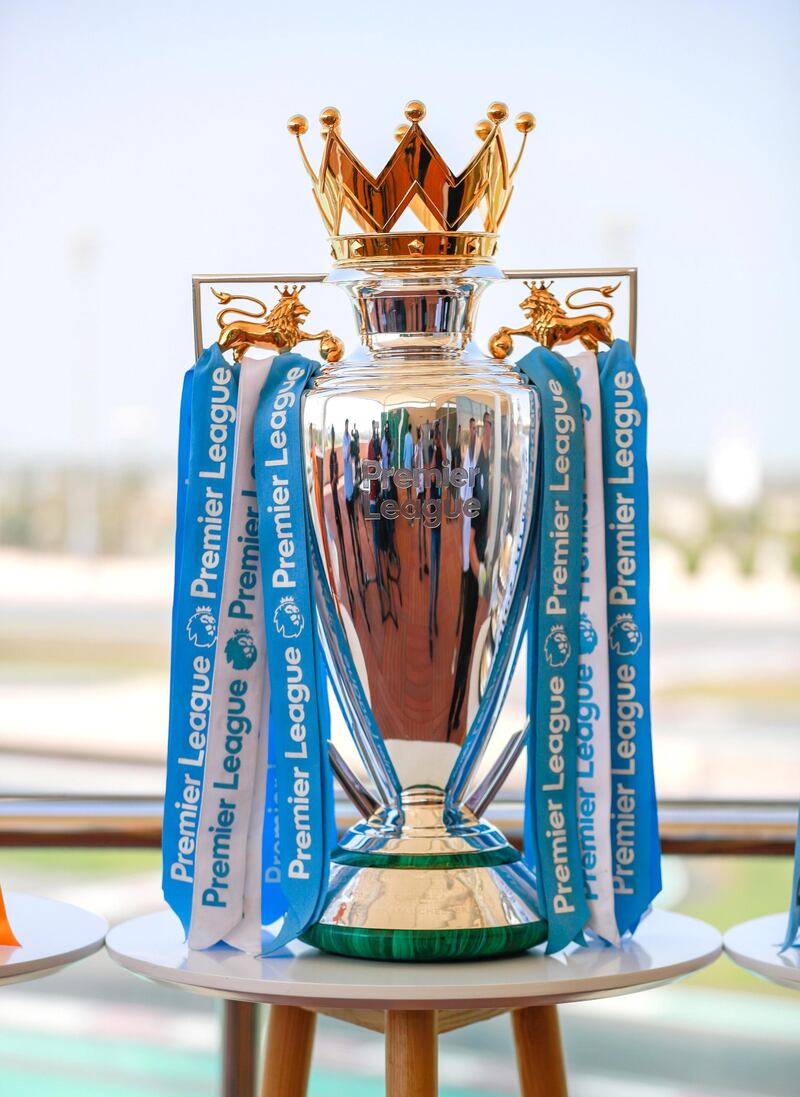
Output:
top-left (166, 368), bottom-right (194, 755)
top-left (782, 805), bottom-right (800, 950)
top-left (597, 339), bottom-right (661, 935)
top-left (253, 352), bottom-right (335, 952)
top-left (516, 346), bottom-right (590, 953)
top-left (172, 369), bottom-right (194, 616)
top-left (163, 345), bottom-right (240, 933)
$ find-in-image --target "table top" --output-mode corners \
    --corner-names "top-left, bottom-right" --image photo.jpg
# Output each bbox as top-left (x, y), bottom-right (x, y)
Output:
top-left (724, 913), bottom-right (800, 991)
top-left (0, 893), bottom-right (107, 987)
top-left (107, 908), bottom-right (721, 1010)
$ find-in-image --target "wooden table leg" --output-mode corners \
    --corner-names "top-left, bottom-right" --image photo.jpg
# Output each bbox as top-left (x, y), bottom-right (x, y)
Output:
top-left (512, 1005), bottom-right (568, 1097)
top-left (261, 1004), bottom-right (316, 1097)
top-left (385, 1009), bottom-right (437, 1097)
top-left (223, 1000), bottom-right (257, 1097)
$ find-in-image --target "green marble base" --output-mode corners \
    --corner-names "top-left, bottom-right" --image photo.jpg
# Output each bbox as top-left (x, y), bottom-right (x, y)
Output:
top-left (299, 920), bottom-right (548, 963)
top-left (330, 845), bottom-right (522, 870)
top-left (308, 798), bottom-right (547, 962)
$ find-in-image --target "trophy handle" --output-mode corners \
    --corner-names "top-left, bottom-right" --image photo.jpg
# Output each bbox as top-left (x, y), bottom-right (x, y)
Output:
top-left (329, 742), bottom-right (378, 819)
top-left (488, 280), bottom-right (619, 360)
top-left (464, 724), bottom-right (528, 818)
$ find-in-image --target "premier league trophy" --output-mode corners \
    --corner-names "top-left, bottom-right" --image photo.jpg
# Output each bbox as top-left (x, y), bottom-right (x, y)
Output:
top-left (165, 98), bottom-right (654, 963)
top-left (293, 101), bottom-right (547, 960)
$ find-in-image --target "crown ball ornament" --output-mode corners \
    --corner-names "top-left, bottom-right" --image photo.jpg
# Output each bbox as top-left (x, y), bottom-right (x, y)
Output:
top-left (287, 99), bottom-right (536, 264)
top-left (515, 111), bottom-right (536, 133)
top-left (287, 114), bottom-right (309, 137)
top-left (486, 101), bottom-right (509, 124)
top-left (403, 99), bottom-right (426, 122)
top-left (319, 106), bottom-right (341, 131)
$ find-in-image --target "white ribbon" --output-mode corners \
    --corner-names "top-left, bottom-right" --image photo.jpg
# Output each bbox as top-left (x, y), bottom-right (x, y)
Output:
top-left (570, 351), bottom-right (618, 944)
top-left (189, 354), bottom-right (273, 950)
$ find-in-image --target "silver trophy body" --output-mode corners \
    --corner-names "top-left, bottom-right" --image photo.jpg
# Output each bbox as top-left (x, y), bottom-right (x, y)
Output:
top-left (300, 266), bottom-right (546, 960)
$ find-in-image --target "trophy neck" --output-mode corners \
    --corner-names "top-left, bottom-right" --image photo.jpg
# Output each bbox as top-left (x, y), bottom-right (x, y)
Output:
top-left (328, 263), bottom-right (503, 360)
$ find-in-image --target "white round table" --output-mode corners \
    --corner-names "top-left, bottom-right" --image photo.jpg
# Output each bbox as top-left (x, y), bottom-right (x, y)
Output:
top-left (107, 907), bottom-right (719, 1009)
top-left (0, 892), bottom-right (107, 987)
top-left (724, 913), bottom-right (800, 991)
top-left (107, 907), bottom-right (721, 1097)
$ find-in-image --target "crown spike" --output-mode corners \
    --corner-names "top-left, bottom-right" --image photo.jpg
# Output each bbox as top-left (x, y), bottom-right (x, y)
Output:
top-left (287, 114), bottom-right (318, 187)
top-left (509, 112), bottom-right (536, 179)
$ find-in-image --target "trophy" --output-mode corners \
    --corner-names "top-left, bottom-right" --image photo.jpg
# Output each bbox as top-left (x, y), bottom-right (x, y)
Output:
top-left (294, 101), bottom-right (547, 960)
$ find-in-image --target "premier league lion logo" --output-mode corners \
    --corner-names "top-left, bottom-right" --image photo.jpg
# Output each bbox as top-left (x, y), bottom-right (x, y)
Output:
top-left (579, 612), bottom-right (598, 655)
top-left (186, 606), bottom-right (217, 648)
top-left (273, 596), bottom-right (304, 639)
top-left (609, 613), bottom-right (643, 656)
top-left (224, 628), bottom-right (258, 670)
top-left (544, 624), bottom-right (571, 668)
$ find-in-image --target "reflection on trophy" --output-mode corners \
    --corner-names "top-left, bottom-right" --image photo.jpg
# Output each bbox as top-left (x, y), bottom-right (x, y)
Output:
top-left (295, 100), bottom-right (546, 960)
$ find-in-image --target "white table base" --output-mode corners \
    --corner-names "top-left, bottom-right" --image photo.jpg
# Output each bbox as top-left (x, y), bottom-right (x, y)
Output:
top-left (0, 892), bottom-right (107, 986)
top-left (724, 913), bottom-right (800, 991)
top-left (107, 907), bottom-right (721, 1010)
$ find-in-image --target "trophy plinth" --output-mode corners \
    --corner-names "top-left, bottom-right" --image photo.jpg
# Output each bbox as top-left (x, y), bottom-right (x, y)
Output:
top-left (301, 788), bottom-right (546, 961)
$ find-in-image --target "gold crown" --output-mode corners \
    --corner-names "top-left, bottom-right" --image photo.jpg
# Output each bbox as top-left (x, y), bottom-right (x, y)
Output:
top-left (287, 100), bottom-right (535, 267)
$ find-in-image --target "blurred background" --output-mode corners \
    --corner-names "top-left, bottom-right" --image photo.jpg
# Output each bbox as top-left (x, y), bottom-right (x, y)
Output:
top-left (0, 0), bottom-right (798, 1094)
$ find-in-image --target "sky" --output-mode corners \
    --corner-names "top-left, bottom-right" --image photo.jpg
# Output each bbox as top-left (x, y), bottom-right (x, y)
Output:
top-left (0, 0), bottom-right (798, 472)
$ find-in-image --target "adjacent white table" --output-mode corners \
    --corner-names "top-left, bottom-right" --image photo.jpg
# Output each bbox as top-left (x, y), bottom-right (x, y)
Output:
top-left (724, 913), bottom-right (800, 991)
top-left (107, 907), bottom-right (721, 1097)
top-left (0, 892), bottom-right (107, 987)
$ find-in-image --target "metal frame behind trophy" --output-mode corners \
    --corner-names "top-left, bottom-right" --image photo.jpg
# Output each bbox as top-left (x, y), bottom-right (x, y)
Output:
top-left (191, 269), bottom-right (637, 361)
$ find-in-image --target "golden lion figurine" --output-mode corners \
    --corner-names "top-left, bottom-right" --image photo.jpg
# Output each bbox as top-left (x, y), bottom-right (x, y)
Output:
top-left (489, 280), bottom-right (619, 360)
top-left (212, 285), bottom-right (343, 362)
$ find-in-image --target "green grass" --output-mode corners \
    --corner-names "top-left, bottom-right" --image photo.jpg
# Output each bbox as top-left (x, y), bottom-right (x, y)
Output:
top-left (669, 856), bottom-right (798, 999)
top-left (0, 850), bottom-right (160, 877)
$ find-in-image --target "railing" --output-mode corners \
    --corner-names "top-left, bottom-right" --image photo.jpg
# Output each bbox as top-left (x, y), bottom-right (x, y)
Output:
top-left (0, 795), bottom-right (795, 854)
top-left (0, 794), bottom-right (795, 1097)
